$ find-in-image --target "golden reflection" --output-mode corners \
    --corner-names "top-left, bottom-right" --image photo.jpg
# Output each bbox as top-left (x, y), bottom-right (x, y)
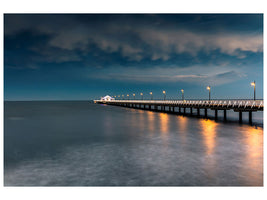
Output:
top-left (199, 119), bottom-right (218, 180)
top-left (159, 113), bottom-right (169, 134)
top-left (199, 119), bottom-right (218, 155)
top-left (129, 109), bottom-right (145, 134)
top-left (138, 110), bottom-right (145, 133)
top-left (147, 111), bottom-right (155, 134)
top-left (176, 116), bottom-right (188, 145)
top-left (241, 125), bottom-right (263, 184)
top-left (159, 113), bottom-right (170, 145)
top-left (177, 116), bottom-right (188, 132)
top-left (137, 109), bottom-right (145, 114)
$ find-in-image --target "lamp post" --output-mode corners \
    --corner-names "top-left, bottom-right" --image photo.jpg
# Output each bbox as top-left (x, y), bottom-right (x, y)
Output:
top-left (251, 81), bottom-right (256, 100)
top-left (181, 89), bottom-right (184, 101)
top-left (122, 94), bottom-right (124, 100)
top-left (118, 95), bottom-right (120, 99)
top-left (163, 90), bottom-right (166, 100)
top-left (140, 93), bottom-right (143, 100)
top-left (127, 94), bottom-right (129, 100)
top-left (207, 86), bottom-right (211, 101)
top-left (133, 93), bottom-right (135, 100)
top-left (150, 92), bottom-right (153, 100)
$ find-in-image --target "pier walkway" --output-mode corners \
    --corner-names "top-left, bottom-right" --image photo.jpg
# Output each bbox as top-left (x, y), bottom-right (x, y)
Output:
top-left (94, 99), bottom-right (263, 124)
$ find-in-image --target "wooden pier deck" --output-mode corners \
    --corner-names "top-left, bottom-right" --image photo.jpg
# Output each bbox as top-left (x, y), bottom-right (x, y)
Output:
top-left (94, 100), bottom-right (263, 124)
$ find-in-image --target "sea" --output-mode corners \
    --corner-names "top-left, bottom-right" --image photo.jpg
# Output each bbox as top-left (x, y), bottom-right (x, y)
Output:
top-left (4, 101), bottom-right (263, 186)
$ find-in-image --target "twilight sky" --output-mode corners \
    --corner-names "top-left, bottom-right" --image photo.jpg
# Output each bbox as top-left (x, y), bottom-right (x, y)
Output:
top-left (4, 14), bottom-right (263, 100)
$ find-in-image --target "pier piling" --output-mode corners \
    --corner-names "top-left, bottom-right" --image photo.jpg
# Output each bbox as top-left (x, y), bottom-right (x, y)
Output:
top-left (95, 99), bottom-right (263, 125)
top-left (239, 111), bottom-right (242, 123)
top-left (249, 111), bottom-right (252, 125)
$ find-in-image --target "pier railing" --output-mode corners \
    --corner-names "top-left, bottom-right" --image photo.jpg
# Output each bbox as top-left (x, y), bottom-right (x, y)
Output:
top-left (94, 99), bottom-right (263, 110)
top-left (94, 99), bottom-right (263, 124)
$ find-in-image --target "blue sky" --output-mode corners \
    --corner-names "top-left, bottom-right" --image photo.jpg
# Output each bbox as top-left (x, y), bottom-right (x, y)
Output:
top-left (4, 14), bottom-right (263, 100)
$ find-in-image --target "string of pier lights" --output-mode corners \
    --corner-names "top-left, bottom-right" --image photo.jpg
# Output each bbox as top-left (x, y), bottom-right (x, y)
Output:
top-left (113, 90), bottom-right (187, 101)
top-left (111, 81), bottom-right (257, 101)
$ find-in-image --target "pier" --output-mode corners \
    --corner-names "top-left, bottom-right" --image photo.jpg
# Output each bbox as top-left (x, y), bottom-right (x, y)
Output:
top-left (94, 99), bottom-right (263, 125)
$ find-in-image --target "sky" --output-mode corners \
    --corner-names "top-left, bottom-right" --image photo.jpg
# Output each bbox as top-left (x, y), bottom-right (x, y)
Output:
top-left (4, 14), bottom-right (263, 100)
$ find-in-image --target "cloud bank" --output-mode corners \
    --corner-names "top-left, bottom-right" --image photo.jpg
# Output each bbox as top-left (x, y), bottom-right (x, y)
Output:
top-left (5, 14), bottom-right (263, 64)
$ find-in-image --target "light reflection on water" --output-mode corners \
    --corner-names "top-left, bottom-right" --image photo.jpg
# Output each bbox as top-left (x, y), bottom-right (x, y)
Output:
top-left (199, 119), bottom-right (218, 155)
top-left (159, 113), bottom-right (169, 134)
top-left (4, 101), bottom-right (263, 186)
top-left (159, 113), bottom-right (169, 145)
top-left (146, 111), bottom-right (155, 136)
top-left (242, 126), bottom-right (263, 185)
top-left (176, 116), bottom-right (188, 146)
top-left (199, 119), bottom-right (218, 181)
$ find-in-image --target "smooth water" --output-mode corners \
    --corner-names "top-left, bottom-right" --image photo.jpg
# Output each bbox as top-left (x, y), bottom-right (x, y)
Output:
top-left (4, 101), bottom-right (263, 186)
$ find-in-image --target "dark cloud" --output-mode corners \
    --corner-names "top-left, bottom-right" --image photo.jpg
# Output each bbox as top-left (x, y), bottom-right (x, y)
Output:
top-left (4, 14), bottom-right (263, 100)
top-left (4, 14), bottom-right (263, 66)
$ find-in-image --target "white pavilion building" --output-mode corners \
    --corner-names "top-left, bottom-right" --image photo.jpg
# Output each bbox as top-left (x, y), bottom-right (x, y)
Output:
top-left (101, 95), bottom-right (115, 101)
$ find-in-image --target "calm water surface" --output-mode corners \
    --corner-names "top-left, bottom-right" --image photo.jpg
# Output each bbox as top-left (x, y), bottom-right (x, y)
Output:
top-left (4, 101), bottom-right (263, 186)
